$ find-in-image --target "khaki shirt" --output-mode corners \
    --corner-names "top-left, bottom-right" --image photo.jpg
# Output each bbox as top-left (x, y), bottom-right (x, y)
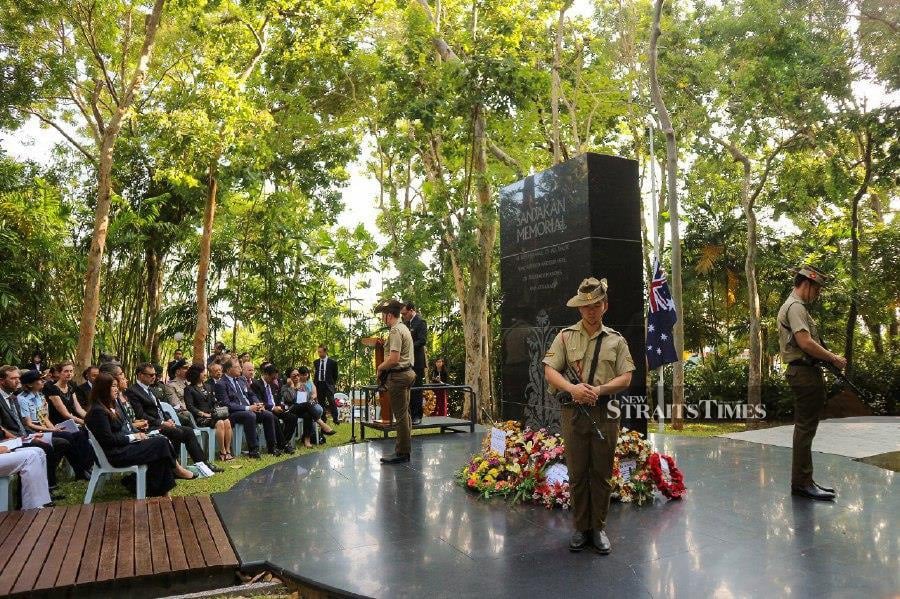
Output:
top-left (542, 321), bottom-right (635, 392)
top-left (387, 321), bottom-right (414, 368)
top-left (778, 290), bottom-right (819, 362)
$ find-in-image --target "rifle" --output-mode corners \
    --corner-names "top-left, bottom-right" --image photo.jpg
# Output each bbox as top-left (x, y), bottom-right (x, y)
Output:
top-left (814, 358), bottom-right (872, 402)
top-left (555, 361), bottom-right (606, 440)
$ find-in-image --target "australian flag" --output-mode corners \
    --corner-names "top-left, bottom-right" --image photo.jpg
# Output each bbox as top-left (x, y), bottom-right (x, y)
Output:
top-left (647, 256), bottom-right (679, 370)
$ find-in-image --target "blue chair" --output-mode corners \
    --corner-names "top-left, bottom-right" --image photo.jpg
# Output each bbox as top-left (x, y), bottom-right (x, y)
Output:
top-left (184, 411), bottom-right (216, 463)
top-left (232, 422), bottom-right (245, 457)
top-left (84, 431), bottom-right (146, 503)
top-left (0, 474), bottom-right (16, 512)
top-left (159, 403), bottom-right (204, 464)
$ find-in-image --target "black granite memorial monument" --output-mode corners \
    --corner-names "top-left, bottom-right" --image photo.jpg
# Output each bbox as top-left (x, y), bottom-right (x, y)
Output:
top-left (499, 153), bottom-right (647, 434)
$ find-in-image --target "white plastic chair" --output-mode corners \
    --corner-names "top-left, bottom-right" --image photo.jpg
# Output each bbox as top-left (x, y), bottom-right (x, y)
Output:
top-left (0, 475), bottom-right (15, 512)
top-left (159, 402), bottom-right (203, 464)
top-left (184, 411), bottom-right (216, 462)
top-left (84, 430), bottom-right (147, 503)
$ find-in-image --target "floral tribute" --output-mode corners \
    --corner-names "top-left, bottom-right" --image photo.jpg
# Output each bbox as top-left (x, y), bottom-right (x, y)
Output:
top-left (422, 390), bottom-right (437, 416)
top-left (610, 428), bottom-right (655, 505)
top-left (647, 453), bottom-right (686, 500)
top-left (459, 421), bottom-right (570, 509)
top-left (610, 428), bottom-right (686, 505)
top-left (458, 423), bottom-right (685, 510)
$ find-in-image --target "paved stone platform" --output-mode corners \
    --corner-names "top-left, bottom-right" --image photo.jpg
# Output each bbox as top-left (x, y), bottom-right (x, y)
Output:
top-left (720, 416), bottom-right (900, 458)
top-left (215, 432), bottom-right (898, 598)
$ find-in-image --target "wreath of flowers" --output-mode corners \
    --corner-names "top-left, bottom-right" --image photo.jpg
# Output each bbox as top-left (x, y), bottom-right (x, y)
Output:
top-left (647, 453), bottom-right (686, 500)
top-left (610, 428), bottom-right (654, 505)
top-left (460, 424), bottom-right (684, 510)
top-left (461, 424), bottom-right (570, 509)
top-left (422, 390), bottom-right (437, 416)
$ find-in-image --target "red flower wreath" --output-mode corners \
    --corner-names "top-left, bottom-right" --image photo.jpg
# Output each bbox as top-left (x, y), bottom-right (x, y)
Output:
top-left (647, 453), bottom-right (686, 500)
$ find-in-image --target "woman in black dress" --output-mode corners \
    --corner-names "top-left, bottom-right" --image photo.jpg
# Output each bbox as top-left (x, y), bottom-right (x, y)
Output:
top-left (85, 373), bottom-right (179, 497)
top-left (184, 364), bottom-right (234, 461)
top-left (44, 361), bottom-right (87, 425)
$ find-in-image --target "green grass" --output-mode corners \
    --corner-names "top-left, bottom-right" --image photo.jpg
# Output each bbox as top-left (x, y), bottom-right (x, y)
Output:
top-left (650, 421), bottom-right (751, 437)
top-left (53, 422), bottom-right (449, 505)
top-left (53, 422), bottom-right (358, 505)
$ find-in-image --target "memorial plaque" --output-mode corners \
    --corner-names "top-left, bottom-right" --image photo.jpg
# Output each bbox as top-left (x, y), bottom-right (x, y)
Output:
top-left (499, 153), bottom-right (647, 434)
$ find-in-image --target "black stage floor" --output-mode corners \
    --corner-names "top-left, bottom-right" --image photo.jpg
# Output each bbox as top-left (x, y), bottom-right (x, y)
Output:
top-left (214, 432), bottom-right (899, 598)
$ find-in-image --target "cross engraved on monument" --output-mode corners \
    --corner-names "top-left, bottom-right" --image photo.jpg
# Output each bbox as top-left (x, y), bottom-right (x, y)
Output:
top-left (499, 153), bottom-right (647, 434)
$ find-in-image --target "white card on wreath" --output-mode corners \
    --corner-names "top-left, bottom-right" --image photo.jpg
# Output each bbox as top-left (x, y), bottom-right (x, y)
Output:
top-left (545, 462), bottom-right (569, 485)
top-left (660, 457), bottom-right (672, 483)
top-left (490, 427), bottom-right (506, 455)
top-left (620, 459), bottom-right (637, 482)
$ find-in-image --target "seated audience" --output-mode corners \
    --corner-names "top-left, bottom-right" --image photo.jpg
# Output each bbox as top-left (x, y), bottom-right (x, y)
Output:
top-left (251, 364), bottom-right (296, 454)
top-left (167, 360), bottom-right (190, 407)
top-left (0, 445), bottom-right (52, 509)
top-left (151, 363), bottom-right (191, 425)
top-left (214, 359), bottom-right (278, 458)
top-left (206, 362), bottom-right (223, 395)
top-left (17, 369), bottom-right (95, 480)
top-left (44, 361), bottom-right (87, 426)
top-left (0, 365), bottom-right (77, 492)
top-left (125, 363), bottom-right (222, 472)
top-left (75, 366), bottom-right (99, 410)
top-left (184, 364), bottom-right (234, 461)
top-left (85, 373), bottom-right (189, 497)
top-left (281, 367), bottom-right (336, 449)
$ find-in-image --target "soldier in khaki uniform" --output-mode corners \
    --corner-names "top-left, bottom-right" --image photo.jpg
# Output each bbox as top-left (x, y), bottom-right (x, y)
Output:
top-left (543, 278), bottom-right (635, 554)
top-left (375, 299), bottom-right (418, 464)
top-left (778, 264), bottom-right (846, 501)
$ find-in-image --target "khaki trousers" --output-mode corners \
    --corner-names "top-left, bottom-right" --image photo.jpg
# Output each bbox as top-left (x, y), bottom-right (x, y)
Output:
top-left (387, 369), bottom-right (417, 455)
top-left (786, 365), bottom-right (826, 486)
top-left (560, 403), bottom-right (619, 532)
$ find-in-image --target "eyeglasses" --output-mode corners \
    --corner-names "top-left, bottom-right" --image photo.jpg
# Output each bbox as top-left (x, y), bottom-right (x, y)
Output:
top-left (140, 371), bottom-right (157, 377)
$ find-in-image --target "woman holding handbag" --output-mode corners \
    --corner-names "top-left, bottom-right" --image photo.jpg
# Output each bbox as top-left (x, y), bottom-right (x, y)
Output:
top-left (184, 364), bottom-right (234, 461)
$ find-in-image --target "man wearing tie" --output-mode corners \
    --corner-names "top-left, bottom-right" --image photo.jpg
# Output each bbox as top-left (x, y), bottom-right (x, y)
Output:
top-left (214, 359), bottom-right (279, 458)
top-left (313, 345), bottom-right (339, 424)
top-left (251, 364), bottom-right (297, 453)
top-left (125, 362), bottom-right (222, 471)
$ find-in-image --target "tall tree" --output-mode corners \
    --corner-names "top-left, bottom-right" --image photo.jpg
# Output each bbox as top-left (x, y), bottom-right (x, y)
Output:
top-left (649, 0), bottom-right (686, 428)
top-left (1, 0), bottom-right (167, 377)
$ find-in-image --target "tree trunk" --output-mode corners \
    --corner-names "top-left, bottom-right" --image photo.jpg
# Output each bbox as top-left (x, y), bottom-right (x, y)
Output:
top-left (844, 130), bottom-right (872, 377)
top-left (144, 245), bottom-right (163, 363)
top-left (550, 2), bottom-right (570, 164)
top-left (743, 176), bottom-right (763, 427)
top-left (649, 0), bottom-right (685, 429)
top-left (193, 160), bottom-right (219, 363)
top-left (73, 0), bottom-right (167, 380)
top-left (460, 105), bottom-right (495, 421)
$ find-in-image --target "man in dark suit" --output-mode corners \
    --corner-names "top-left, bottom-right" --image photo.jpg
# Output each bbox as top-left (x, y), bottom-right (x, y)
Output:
top-left (75, 366), bottom-right (98, 410)
top-left (313, 345), bottom-right (339, 423)
top-left (125, 362), bottom-right (222, 471)
top-left (214, 359), bottom-right (279, 458)
top-left (402, 302), bottom-right (428, 425)
top-left (251, 364), bottom-right (296, 453)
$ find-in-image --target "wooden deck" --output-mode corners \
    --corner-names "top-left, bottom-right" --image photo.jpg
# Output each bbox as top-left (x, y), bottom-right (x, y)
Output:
top-left (0, 496), bottom-right (239, 598)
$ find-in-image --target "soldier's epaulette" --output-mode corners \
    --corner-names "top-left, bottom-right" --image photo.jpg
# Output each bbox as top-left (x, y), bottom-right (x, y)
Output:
top-left (604, 326), bottom-right (623, 337)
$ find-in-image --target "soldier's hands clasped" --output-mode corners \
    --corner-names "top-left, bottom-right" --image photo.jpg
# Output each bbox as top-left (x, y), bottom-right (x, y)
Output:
top-left (570, 383), bottom-right (598, 405)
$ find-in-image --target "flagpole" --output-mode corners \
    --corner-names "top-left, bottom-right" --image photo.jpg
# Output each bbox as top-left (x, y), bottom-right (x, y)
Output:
top-left (649, 121), bottom-right (665, 436)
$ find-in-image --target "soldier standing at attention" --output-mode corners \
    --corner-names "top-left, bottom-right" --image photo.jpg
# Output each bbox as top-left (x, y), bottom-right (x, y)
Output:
top-left (543, 278), bottom-right (635, 554)
top-left (375, 299), bottom-right (417, 465)
top-left (778, 264), bottom-right (846, 501)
